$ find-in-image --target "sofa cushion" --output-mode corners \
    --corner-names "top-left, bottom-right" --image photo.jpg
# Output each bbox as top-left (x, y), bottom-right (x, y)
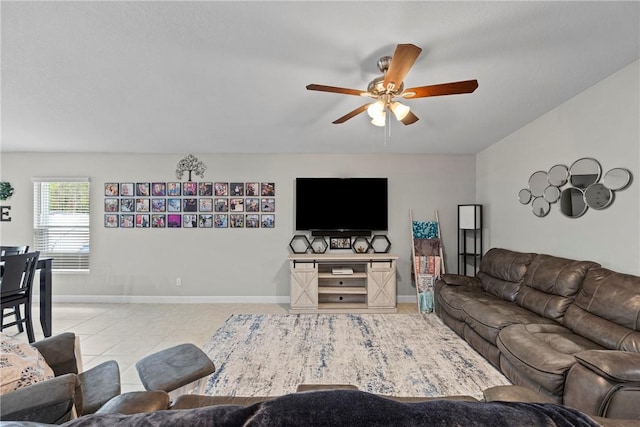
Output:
top-left (497, 324), bottom-right (604, 397)
top-left (0, 333), bottom-right (55, 395)
top-left (563, 268), bottom-right (640, 352)
top-left (516, 255), bottom-right (599, 322)
top-left (463, 300), bottom-right (555, 345)
top-left (436, 284), bottom-right (492, 322)
top-left (477, 249), bottom-right (536, 301)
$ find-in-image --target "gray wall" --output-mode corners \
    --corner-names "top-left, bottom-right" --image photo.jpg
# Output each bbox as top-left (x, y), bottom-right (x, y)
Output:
top-left (0, 153), bottom-right (475, 301)
top-left (476, 60), bottom-right (640, 275)
top-left (2, 60), bottom-right (638, 303)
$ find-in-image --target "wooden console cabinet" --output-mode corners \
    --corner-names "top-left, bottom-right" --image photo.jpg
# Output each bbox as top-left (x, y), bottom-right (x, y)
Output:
top-left (288, 253), bottom-right (398, 313)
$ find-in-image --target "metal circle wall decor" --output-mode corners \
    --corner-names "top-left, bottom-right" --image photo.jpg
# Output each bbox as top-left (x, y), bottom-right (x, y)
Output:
top-left (532, 197), bottom-right (551, 217)
top-left (543, 185), bottom-right (561, 203)
top-left (584, 183), bottom-right (613, 210)
top-left (603, 168), bottom-right (631, 191)
top-left (518, 188), bottom-right (532, 205)
top-left (519, 159), bottom-right (632, 218)
top-left (548, 164), bottom-right (569, 187)
top-left (528, 171), bottom-right (549, 197)
top-left (569, 158), bottom-right (601, 189)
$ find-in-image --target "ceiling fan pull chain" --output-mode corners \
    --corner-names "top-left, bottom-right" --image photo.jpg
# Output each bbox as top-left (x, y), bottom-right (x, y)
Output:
top-left (384, 110), bottom-right (391, 147)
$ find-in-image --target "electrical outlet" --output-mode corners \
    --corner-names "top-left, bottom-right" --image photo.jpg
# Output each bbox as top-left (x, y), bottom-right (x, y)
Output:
top-left (176, 277), bottom-right (182, 286)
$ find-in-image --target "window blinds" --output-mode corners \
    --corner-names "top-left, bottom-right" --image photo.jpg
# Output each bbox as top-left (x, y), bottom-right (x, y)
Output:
top-left (32, 178), bottom-right (90, 271)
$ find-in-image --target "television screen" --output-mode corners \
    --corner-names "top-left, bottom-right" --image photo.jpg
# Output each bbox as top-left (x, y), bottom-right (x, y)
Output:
top-left (295, 178), bottom-right (388, 235)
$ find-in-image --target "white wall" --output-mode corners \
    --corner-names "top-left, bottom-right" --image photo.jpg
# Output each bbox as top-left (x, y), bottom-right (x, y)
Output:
top-left (0, 153), bottom-right (475, 301)
top-left (477, 60), bottom-right (640, 274)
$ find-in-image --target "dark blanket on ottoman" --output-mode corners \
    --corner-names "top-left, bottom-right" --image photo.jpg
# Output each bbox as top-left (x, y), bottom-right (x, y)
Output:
top-left (60, 390), bottom-right (600, 427)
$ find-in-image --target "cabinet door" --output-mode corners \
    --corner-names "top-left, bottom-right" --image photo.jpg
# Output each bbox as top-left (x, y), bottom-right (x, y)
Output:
top-left (290, 261), bottom-right (318, 309)
top-left (367, 261), bottom-right (396, 308)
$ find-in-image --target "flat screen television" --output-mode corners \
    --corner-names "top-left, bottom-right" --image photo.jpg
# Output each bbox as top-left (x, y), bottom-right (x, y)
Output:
top-left (295, 177), bottom-right (388, 236)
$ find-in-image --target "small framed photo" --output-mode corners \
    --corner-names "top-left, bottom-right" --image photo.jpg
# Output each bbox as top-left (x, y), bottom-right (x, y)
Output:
top-left (104, 214), bottom-right (118, 228)
top-left (199, 198), bottom-right (213, 212)
top-left (330, 237), bottom-right (351, 250)
top-left (151, 214), bottom-right (166, 228)
top-left (230, 214), bottom-right (244, 228)
top-left (151, 199), bottom-right (166, 212)
top-left (167, 214), bottom-right (182, 228)
top-left (199, 214), bottom-right (213, 228)
top-left (230, 183), bottom-right (244, 196)
top-left (136, 198), bottom-right (150, 212)
top-left (230, 198), bottom-right (244, 212)
top-left (215, 182), bottom-right (229, 196)
top-left (151, 182), bottom-right (166, 197)
top-left (136, 214), bottom-right (150, 228)
top-left (261, 198), bottom-right (275, 212)
top-left (183, 182), bottom-right (197, 196)
top-left (183, 214), bottom-right (198, 228)
top-left (246, 198), bottom-right (259, 212)
top-left (167, 182), bottom-right (181, 196)
top-left (167, 198), bottom-right (182, 212)
top-left (183, 198), bottom-right (197, 212)
top-left (199, 182), bottom-right (213, 196)
top-left (261, 214), bottom-right (275, 228)
top-left (136, 183), bottom-right (150, 196)
top-left (261, 182), bottom-right (275, 196)
top-left (104, 198), bottom-right (119, 212)
top-left (120, 198), bottom-right (135, 212)
top-left (120, 183), bottom-right (134, 197)
top-left (214, 198), bottom-right (228, 212)
top-left (245, 182), bottom-right (260, 196)
top-left (214, 214), bottom-right (228, 228)
top-left (246, 214), bottom-right (260, 228)
top-left (120, 214), bottom-right (134, 228)
top-left (105, 183), bottom-right (119, 196)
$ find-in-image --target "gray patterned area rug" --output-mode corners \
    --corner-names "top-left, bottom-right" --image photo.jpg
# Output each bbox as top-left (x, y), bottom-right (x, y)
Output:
top-left (202, 314), bottom-right (510, 399)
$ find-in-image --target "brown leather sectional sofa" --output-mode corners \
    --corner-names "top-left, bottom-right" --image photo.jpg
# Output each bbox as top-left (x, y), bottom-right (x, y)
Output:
top-left (435, 248), bottom-right (640, 420)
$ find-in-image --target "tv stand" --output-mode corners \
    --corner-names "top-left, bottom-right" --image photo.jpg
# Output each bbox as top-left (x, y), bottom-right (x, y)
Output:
top-left (288, 253), bottom-right (398, 314)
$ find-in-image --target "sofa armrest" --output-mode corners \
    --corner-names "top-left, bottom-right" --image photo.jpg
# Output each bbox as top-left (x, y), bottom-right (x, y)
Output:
top-left (0, 373), bottom-right (78, 424)
top-left (575, 350), bottom-right (640, 382)
top-left (31, 333), bottom-right (78, 376)
top-left (77, 360), bottom-right (121, 415)
top-left (439, 274), bottom-right (481, 287)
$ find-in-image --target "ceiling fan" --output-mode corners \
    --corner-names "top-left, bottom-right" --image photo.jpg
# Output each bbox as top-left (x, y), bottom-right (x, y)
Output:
top-left (306, 44), bottom-right (478, 126)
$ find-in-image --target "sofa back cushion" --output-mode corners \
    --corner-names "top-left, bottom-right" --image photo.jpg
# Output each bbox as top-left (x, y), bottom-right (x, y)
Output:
top-left (477, 248), bottom-right (536, 302)
top-left (515, 254), bottom-right (599, 322)
top-left (563, 268), bottom-right (640, 352)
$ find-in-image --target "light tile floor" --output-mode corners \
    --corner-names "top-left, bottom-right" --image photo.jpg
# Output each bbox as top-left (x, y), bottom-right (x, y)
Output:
top-left (6, 302), bottom-right (416, 392)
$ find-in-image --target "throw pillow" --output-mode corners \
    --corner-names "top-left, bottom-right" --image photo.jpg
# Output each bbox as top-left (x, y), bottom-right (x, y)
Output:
top-left (0, 332), bottom-right (54, 394)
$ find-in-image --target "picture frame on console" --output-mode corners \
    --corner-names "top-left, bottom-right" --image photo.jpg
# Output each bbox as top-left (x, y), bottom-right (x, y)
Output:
top-left (330, 237), bottom-right (351, 249)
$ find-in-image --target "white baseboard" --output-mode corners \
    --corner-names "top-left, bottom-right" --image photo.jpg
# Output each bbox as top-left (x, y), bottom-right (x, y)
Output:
top-left (397, 295), bottom-right (418, 303)
top-left (38, 295), bottom-right (419, 304)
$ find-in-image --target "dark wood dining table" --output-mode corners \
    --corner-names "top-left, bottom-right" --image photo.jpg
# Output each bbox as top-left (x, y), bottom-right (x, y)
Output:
top-left (37, 257), bottom-right (53, 337)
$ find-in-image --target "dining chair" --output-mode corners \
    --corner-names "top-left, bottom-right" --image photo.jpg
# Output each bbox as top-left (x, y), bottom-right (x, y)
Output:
top-left (0, 251), bottom-right (40, 342)
top-left (0, 246), bottom-right (30, 332)
top-left (0, 246), bottom-right (29, 256)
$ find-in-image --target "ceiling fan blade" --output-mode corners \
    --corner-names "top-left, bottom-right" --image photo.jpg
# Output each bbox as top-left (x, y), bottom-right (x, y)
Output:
top-left (383, 44), bottom-right (422, 92)
top-left (400, 110), bottom-right (419, 125)
top-left (306, 84), bottom-right (364, 97)
top-left (332, 104), bottom-right (370, 124)
top-left (403, 80), bottom-right (479, 99)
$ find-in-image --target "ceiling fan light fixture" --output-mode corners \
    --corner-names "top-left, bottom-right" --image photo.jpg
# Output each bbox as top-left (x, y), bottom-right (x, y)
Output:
top-left (367, 100), bottom-right (385, 119)
top-left (371, 111), bottom-right (386, 127)
top-left (390, 101), bottom-right (410, 121)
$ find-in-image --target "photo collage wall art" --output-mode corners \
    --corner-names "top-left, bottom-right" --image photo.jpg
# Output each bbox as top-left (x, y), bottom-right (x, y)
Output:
top-left (104, 182), bottom-right (275, 229)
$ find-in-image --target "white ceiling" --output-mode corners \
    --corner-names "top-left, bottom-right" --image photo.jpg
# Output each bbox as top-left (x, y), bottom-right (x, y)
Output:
top-left (1, 1), bottom-right (639, 155)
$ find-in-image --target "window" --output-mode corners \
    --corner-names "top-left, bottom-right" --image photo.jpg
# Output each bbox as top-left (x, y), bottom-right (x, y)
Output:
top-left (33, 178), bottom-right (90, 271)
